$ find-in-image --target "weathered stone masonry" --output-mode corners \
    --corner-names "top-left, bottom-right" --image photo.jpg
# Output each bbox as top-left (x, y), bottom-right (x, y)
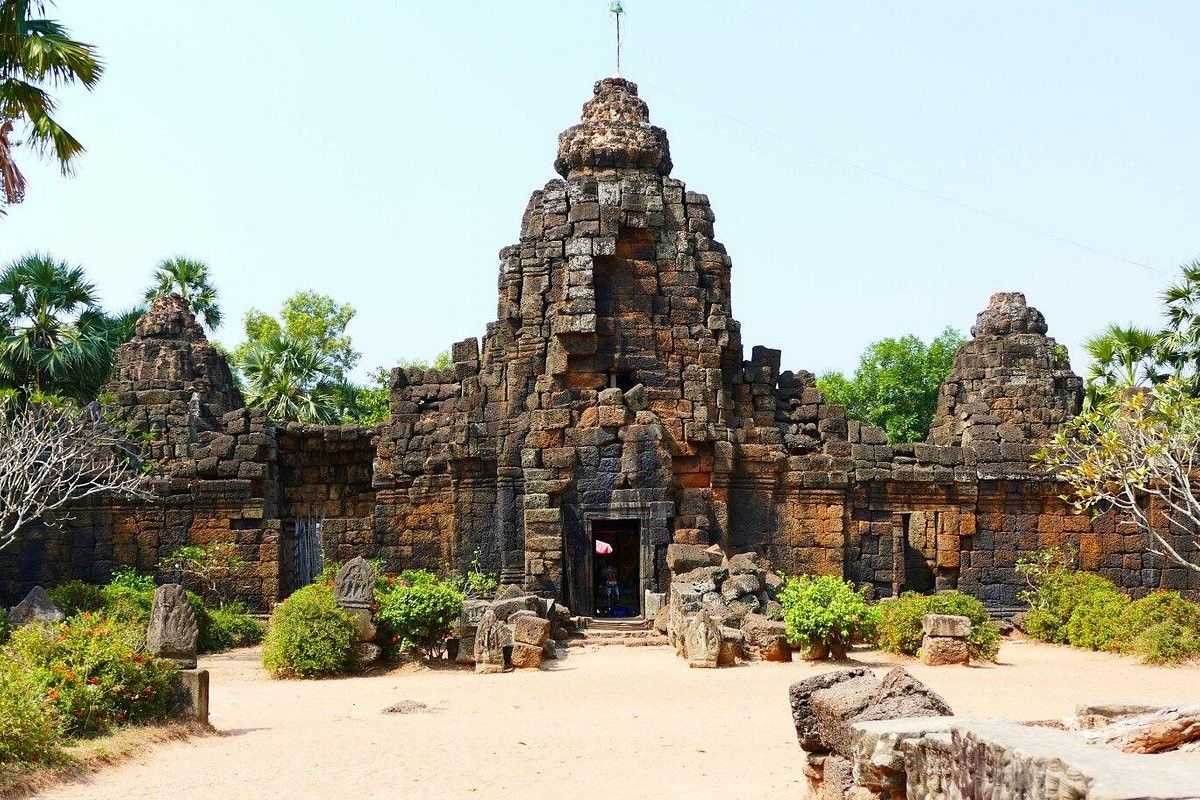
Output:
top-left (1, 78), bottom-right (1196, 611)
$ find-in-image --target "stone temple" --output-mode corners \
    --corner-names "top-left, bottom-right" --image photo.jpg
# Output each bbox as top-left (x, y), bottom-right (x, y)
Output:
top-left (1, 78), bottom-right (1195, 612)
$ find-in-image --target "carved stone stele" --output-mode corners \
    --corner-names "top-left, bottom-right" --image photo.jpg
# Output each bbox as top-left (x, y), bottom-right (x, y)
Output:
top-left (146, 584), bottom-right (199, 668)
top-left (334, 556), bottom-right (375, 609)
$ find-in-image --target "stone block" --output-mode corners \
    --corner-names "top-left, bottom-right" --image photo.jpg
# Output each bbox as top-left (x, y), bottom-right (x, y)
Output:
top-left (789, 668), bottom-right (873, 753)
top-left (666, 543), bottom-right (722, 573)
top-left (513, 614), bottom-right (551, 647)
top-left (812, 675), bottom-right (884, 757)
top-left (510, 642), bottom-right (543, 669)
top-left (147, 584), bottom-right (199, 669)
top-left (921, 613), bottom-right (971, 638)
top-left (920, 635), bottom-right (969, 666)
top-left (7, 586), bottom-right (64, 625)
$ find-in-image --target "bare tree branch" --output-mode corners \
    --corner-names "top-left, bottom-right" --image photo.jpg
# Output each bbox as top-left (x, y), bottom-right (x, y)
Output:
top-left (0, 397), bottom-right (149, 552)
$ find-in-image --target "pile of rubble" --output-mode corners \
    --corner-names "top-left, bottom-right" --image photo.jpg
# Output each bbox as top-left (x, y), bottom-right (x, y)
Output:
top-left (456, 585), bottom-right (578, 674)
top-left (663, 543), bottom-right (792, 667)
top-left (789, 668), bottom-right (1200, 799)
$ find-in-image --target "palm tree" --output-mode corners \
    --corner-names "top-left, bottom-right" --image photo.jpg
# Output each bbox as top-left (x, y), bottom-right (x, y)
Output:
top-left (0, 252), bottom-right (108, 401)
top-left (0, 1), bottom-right (104, 214)
top-left (1160, 258), bottom-right (1200, 394)
top-left (237, 332), bottom-right (339, 423)
top-left (1082, 323), bottom-right (1163, 407)
top-left (144, 257), bottom-right (222, 329)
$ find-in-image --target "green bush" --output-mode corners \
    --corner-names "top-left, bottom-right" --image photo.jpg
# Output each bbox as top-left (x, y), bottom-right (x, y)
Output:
top-left (779, 575), bottom-right (872, 656)
top-left (262, 584), bottom-right (356, 678)
top-left (199, 603), bottom-right (263, 652)
top-left (376, 572), bottom-right (463, 659)
top-left (48, 580), bottom-right (107, 617)
top-left (1017, 550), bottom-right (1125, 644)
top-left (1063, 591), bottom-right (1129, 651)
top-left (1118, 591), bottom-right (1200, 635)
top-left (3, 614), bottom-right (177, 737)
top-left (0, 658), bottom-right (63, 766)
top-left (107, 568), bottom-right (156, 593)
top-left (1128, 621), bottom-right (1200, 665)
top-left (1113, 592), bottom-right (1200, 664)
top-left (0, 611), bottom-right (9, 647)
top-left (875, 591), bottom-right (1001, 661)
top-left (98, 583), bottom-right (154, 626)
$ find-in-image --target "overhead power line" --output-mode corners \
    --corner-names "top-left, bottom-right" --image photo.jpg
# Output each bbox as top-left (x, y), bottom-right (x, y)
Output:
top-left (642, 80), bottom-right (1170, 277)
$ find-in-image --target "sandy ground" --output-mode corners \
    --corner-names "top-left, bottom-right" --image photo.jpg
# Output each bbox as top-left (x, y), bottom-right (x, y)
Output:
top-left (32, 639), bottom-right (1200, 800)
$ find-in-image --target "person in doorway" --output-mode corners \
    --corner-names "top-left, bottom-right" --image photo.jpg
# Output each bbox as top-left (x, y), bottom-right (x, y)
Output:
top-left (601, 562), bottom-right (620, 611)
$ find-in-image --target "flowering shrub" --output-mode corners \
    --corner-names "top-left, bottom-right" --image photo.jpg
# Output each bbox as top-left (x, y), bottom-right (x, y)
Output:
top-left (1018, 551), bottom-right (1200, 664)
top-left (376, 570), bottom-right (463, 660)
top-left (1118, 592), bottom-right (1200, 664)
top-left (1017, 549), bottom-right (1126, 644)
top-left (46, 572), bottom-right (260, 655)
top-left (0, 657), bottom-right (62, 766)
top-left (262, 583), bottom-right (356, 678)
top-left (3, 614), bottom-right (177, 737)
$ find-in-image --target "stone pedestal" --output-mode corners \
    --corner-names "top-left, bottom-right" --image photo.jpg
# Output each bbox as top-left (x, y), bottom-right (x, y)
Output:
top-left (335, 557), bottom-right (379, 666)
top-left (173, 669), bottom-right (209, 725)
top-left (920, 614), bottom-right (971, 666)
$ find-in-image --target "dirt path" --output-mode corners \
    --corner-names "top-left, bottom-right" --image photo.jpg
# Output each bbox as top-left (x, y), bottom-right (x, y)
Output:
top-left (34, 640), bottom-right (1200, 800)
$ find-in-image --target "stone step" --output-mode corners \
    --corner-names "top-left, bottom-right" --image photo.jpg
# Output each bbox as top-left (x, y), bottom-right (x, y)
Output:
top-left (574, 633), bottom-right (669, 647)
top-left (579, 628), bottom-right (655, 638)
top-left (583, 616), bottom-right (649, 631)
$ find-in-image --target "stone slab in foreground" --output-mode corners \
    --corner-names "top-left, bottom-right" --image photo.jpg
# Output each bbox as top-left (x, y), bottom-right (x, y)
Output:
top-left (851, 717), bottom-right (1200, 800)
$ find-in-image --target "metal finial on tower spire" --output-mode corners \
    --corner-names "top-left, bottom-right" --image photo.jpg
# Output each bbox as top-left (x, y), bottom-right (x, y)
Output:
top-left (610, 2), bottom-right (625, 76)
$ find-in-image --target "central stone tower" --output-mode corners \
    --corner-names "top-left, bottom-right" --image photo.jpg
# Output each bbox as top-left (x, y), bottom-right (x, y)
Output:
top-left (374, 77), bottom-right (806, 613)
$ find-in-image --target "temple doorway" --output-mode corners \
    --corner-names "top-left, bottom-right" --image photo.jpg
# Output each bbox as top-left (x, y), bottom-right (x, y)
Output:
top-left (900, 512), bottom-right (937, 593)
top-left (592, 519), bottom-right (640, 618)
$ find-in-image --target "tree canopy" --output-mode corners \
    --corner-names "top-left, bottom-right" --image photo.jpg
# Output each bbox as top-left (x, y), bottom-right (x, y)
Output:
top-left (1078, 257), bottom-right (1200, 403)
top-left (817, 327), bottom-right (964, 445)
top-left (0, 252), bottom-right (119, 402)
top-left (1039, 378), bottom-right (1200, 574)
top-left (235, 291), bottom-right (359, 381)
top-left (0, 0), bottom-right (103, 215)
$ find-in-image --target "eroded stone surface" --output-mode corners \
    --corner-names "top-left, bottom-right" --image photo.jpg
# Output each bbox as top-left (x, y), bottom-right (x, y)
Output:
top-left (146, 584), bottom-right (199, 668)
top-left (7, 585), bottom-right (63, 625)
top-left (334, 557), bottom-right (375, 609)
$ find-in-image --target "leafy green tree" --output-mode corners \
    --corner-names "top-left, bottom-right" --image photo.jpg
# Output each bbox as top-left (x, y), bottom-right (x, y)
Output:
top-left (335, 366), bottom-right (389, 426)
top-left (817, 327), bottom-right (964, 444)
top-left (334, 353), bottom-right (453, 426)
top-left (397, 351), bottom-right (453, 372)
top-left (0, 0), bottom-right (103, 215)
top-left (238, 331), bottom-right (340, 423)
top-left (0, 252), bottom-right (112, 401)
top-left (144, 257), bottom-right (222, 329)
top-left (235, 291), bottom-right (358, 380)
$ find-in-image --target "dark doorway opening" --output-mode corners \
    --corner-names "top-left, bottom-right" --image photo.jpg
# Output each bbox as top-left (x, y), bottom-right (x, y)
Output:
top-left (592, 519), bottom-right (640, 618)
top-left (901, 513), bottom-right (936, 593)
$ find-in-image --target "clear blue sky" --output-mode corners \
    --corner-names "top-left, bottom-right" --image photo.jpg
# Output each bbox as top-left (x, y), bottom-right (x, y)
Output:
top-left (2, 2), bottom-right (1196, 381)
